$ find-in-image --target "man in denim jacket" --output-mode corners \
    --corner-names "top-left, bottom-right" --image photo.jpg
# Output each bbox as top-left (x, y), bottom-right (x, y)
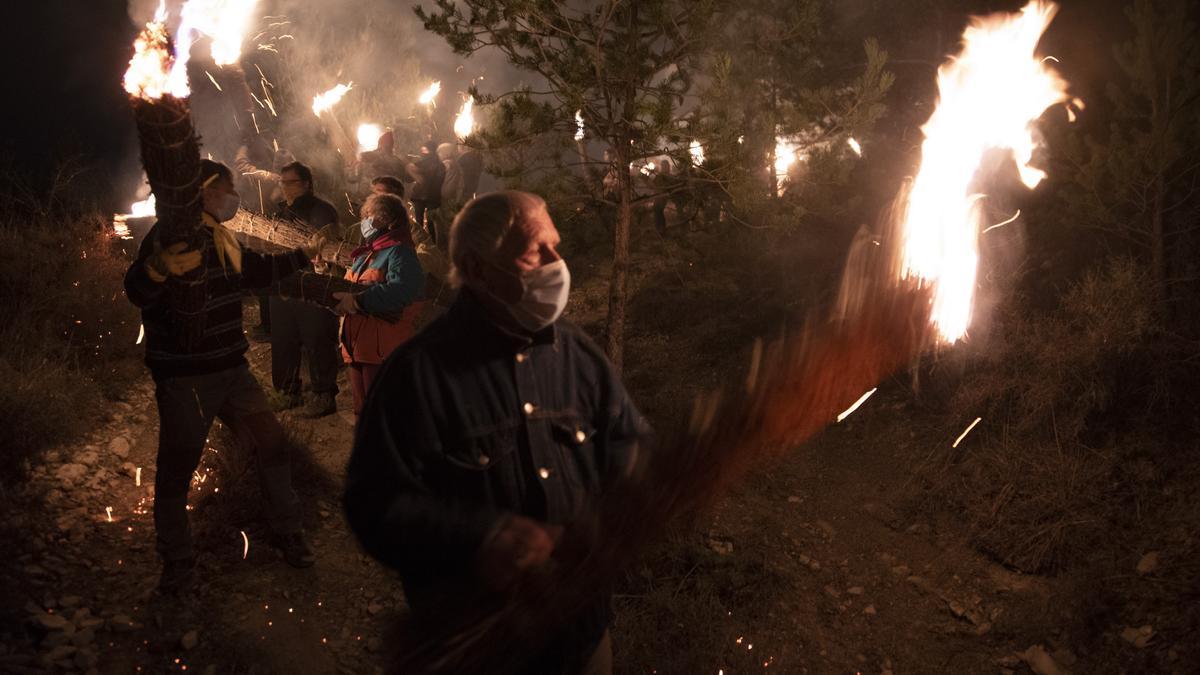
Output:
top-left (345, 191), bottom-right (649, 674)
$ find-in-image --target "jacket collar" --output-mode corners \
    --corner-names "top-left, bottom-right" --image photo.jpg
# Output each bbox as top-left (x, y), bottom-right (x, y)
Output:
top-left (447, 289), bottom-right (557, 352)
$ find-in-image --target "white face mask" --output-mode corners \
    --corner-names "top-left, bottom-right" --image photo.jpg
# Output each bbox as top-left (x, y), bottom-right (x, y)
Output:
top-left (360, 216), bottom-right (379, 240)
top-left (213, 192), bottom-right (240, 222)
top-left (494, 259), bottom-right (571, 332)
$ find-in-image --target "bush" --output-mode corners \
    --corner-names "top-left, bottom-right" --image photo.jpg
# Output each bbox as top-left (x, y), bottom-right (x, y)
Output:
top-left (0, 192), bottom-right (142, 490)
top-left (919, 258), bottom-right (1169, 572)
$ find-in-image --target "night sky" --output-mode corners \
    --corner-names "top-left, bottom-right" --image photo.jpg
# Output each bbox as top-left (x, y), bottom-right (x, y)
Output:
top-left (0, 0), bottom-right (1128, 209)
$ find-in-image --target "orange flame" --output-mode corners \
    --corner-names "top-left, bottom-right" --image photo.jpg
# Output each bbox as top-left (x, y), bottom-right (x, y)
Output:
top-left (123, 1), bottom-right (181, 100)
top-left (897, 0), bottom-right (1070, 342)
top-left (454, 97), bottom-right (476, 140)
top-left (418, 80), bottom-right (441, 106)
top-left (357, 123), bottom-right (383, 153)
top-left (312, 82), bottom-right (353, 116)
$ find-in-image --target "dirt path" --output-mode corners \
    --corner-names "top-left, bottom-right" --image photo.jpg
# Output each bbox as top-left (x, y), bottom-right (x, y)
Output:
top-left (2, 306), bottom-right (1072, 674)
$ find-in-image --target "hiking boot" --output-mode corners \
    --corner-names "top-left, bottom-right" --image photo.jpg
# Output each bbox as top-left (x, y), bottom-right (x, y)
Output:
top-left (273, 531), bottom-right (315, 568)
top-left (300, 392), bottom-right (336, 418)
top-left (272, 392), bottom-right (303, 412)
top-left (248, 324), bottom-right (271, 342)
top-left (158, 557), bottom-right (196, 595)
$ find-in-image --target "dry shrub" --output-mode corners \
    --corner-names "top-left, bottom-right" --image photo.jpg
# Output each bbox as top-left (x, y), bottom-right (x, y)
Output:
top-left (923, 258), bottom-right (1158, 573)
top-left (0, 196), bottom-right (142, 489)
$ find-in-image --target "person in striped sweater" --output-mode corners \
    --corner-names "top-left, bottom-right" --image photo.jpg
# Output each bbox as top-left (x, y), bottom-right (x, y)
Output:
top-left (125, 159), bottom-right (325, 593)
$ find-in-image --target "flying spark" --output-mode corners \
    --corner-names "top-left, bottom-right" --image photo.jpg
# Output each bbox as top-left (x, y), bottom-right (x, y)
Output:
top-left (982, 209), bottom-right (1021, 233)
top-left (952, 417), bottom-right (983, 447)
top-left (836, 388), bottom-right (878, 422)
top-left (847, 137), bottom-right (862, 156)
top-left (241, 530), bottom-right (250, 559)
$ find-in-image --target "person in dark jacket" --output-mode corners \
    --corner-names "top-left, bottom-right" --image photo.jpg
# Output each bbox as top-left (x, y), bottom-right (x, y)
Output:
top-left (344, 191), bottom-right (649, 674)
top-left (271, 160), bottom-right (342, 418)
top-left (234, 134), bottom-right (293, 341)
top-left (332, 193), bottom-right (425, 419)
top-left (407, 140), bottom-right (445, 245)
top-left (124, 159), bottom-right (321, 592)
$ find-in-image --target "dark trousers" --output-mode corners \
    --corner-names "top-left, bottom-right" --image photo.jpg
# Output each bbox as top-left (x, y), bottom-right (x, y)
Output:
top-left (348, 362), bottom-right (381, 418)
top-left (269, 297), bottom-right (339, 395)
top-left (255, 294), bottom-right (272, 331)
top-left (153, 365), bottom-right (301, 561)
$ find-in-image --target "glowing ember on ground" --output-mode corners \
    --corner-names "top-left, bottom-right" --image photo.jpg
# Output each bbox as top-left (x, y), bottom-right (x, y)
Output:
top-left (690, 140), bottom-right (705, 165)
top-left (847, 137), bottom-right (863, 156)
top-left (454, 97), bottom-right (475, 140)
top-left (312, 82), bottom-right (352, 116)
top-left (836, 387), bottom-right (878, 422)
top-left (574, 110), bottom-right (585, 141)
top-left (418, 80), bottom-right (441, 106)
top-left (896, 0), bottom-right (1070, 342)
top-left (356, 123), bottom-right (383, 153)
top-left (241, 530), bottom-right (250, 559)
top-left (105, 506), bottom-right (114, 522)
top-left (135, 467), bottom-right (143, 486)
top-left (136, 323), bottom-right (145, 345)
top-left (953, 417), bottom-right (983, 447)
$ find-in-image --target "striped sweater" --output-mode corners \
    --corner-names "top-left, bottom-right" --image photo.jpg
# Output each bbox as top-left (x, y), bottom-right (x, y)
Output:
top-left (124, 215), bottom-right (310, 379)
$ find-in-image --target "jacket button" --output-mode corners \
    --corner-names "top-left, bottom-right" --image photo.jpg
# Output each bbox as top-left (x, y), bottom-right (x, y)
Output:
top-left (515, 353), bottom-right (527, 363)
top-left (574, 429), bottom-right (587, 443)
top-left (523, 402), bottom-right (536, 415)
top-left (477, 454), bottom-right (490, 467)
top-left (537, 467), bottom-right (551, 479)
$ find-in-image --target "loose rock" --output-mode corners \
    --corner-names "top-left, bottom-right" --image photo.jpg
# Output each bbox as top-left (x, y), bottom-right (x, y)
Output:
top-left (109, 437), bottom-right (131, 459)
top-left (181, 629), bottom-right (199, 650)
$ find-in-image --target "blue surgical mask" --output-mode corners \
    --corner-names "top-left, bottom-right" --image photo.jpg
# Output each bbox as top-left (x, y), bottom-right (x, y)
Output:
top-left (360, 216), bottom-right (378, 240)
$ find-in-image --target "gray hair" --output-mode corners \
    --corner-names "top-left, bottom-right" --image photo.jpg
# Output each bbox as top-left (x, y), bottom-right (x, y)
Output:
top-left (448, 190), bottom-right (547, 287)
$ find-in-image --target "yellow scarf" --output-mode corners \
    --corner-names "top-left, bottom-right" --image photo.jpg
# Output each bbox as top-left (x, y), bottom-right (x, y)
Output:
top-left (202, 212), bottom-right (243, 274)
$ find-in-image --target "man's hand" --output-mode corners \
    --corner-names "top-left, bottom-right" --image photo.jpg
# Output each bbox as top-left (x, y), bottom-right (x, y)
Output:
top-left (300, 232), bottom-right (327, 260)
top-left (332, 291), bottom-right (358, 316)
top-left (476, 515), bottom-right (556, 590)
top-left (144, 242), bottom-right (203, 283)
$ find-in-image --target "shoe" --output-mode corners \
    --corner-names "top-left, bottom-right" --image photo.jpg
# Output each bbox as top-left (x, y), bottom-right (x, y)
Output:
top-left (248, 324), bottom-right (271, 342)
top-left (271, 392), bottom-right (303, 412)
top-left (300, 392), bottom-right (336, 418)
top-left (158, 557), bottom-right (196, 595)
top-left (273, 531), bottom-right (315, 568)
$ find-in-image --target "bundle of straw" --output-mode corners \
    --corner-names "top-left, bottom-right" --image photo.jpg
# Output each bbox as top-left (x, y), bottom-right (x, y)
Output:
top-left (388, 229), bottom-right (933, 673)
top-left (227, 209), bottom-right (355, 268)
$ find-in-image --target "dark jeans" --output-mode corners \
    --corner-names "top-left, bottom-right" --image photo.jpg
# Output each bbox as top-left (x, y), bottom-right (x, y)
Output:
top-left (153, 365), bottom-right (302, 561)
top-left (269, 297), bottom-right (339, 395)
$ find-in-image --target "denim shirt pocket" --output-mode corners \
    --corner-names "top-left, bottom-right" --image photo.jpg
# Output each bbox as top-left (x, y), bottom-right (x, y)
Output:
top-left (439, 423), bottom-right (522, 507)
top-left (548, 415), bottom-right (600, 492)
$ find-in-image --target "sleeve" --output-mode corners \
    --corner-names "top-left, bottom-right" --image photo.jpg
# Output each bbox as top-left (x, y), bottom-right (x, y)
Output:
top-left (239, 246), bottom-right (311, 290)
top-left (577, 330), bottom-right (654, 484)
top-left (312, 202), bottom-right (338, 230)
top-left (123, 224), bottom-right (167, 308)
top-left (356, 247), bottom-right (425, 317)
top-left (343, 352), bottom-right (497, 577)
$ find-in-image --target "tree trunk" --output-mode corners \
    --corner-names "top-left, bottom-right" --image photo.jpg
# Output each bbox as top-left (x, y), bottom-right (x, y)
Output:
top-left (606, 173), bottom-right (632, 372)
top-left (1152, 172), bottom-right (1168, 321)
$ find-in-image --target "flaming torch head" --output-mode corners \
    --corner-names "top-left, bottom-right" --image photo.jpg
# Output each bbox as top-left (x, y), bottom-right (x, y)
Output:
top-left (574, 110), bottom-right (585, 142)
top-left (357, 123), bottom-right (384, 153)
top-left (898, 0), bottom-right (1070, 342)
top-left (312, 82), bottom-right (353, 117)
top-left (689, 140), bottom-right (705, 165)
top-left (123, 2), bottom-right (186, 100)
top-left (454, 97), bottom-right (476, 141)
top-left (418, 81), bottom-right (442, 106)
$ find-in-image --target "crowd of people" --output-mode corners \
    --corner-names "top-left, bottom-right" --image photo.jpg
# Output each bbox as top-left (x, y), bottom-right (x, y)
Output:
top-left (123, 126), bottom-right (642, 672)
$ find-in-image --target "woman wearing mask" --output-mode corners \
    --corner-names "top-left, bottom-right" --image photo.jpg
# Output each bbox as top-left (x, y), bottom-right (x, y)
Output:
top-left (332, 193), bottom-right (426, 418)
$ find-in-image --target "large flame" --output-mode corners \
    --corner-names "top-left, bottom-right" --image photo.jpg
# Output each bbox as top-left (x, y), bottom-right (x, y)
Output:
top-left (774, 138), bottom-right (799, 189)
top-left (418, 81), bottom-right (441, 106)
top-left (312, 82), bottom-right (353, 116)
top-left (168, 0), bottom-right (260, 97)
top-left (123, 2), bottom-right (180, 100)
top-left (357, 123), bottom-right (383, 153)
top-left (454, 97), bottom-right (475, 140)
top-left (898, 0), bottom-right (1069, 342)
